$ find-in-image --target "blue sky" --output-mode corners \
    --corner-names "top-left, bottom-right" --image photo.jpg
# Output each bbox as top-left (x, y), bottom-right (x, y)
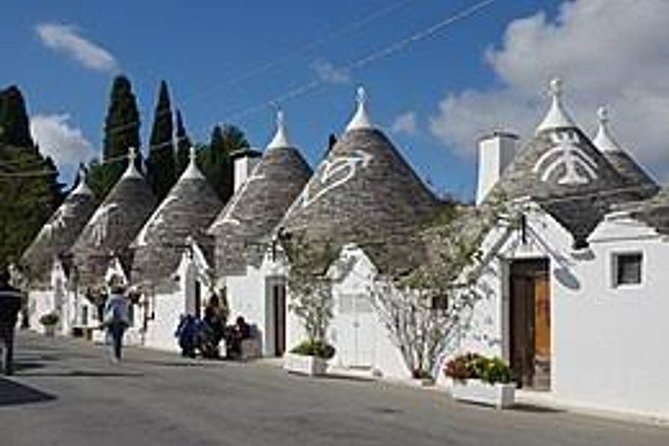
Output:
top-left (12, 0), bottom-right (669, 200)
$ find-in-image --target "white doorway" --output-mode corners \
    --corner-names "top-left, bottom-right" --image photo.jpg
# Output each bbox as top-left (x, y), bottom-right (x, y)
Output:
top-left (335, 293), bottom-right (375, 368)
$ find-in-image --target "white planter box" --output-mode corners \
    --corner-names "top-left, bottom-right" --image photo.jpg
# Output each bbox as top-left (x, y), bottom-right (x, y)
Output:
top-left (451, 379), bottom-right (515, 409)
top-left (283, 353), bottom-right (328, 376)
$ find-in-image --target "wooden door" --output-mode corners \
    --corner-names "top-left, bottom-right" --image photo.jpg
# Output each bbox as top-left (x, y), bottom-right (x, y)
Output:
top-left (533, 273), bottom-right (551, 389)
top-left (510, 259), bottom-right (550, 390)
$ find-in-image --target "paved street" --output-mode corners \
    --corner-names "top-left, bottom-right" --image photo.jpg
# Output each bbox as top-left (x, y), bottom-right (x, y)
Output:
top-left (1, 332), bottom-right (668, 446)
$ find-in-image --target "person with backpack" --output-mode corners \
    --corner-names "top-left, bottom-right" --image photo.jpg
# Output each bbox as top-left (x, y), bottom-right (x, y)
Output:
top-left (102, 275), bottom-right (130, 363)
top-left (0, 268), bottom-right (22, 375)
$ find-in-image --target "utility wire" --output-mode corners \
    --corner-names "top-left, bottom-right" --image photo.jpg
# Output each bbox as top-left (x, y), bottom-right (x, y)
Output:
top-left (221, 0), bottom-right (498, 122)
top-left (1, 0), bottom-right (498, 178)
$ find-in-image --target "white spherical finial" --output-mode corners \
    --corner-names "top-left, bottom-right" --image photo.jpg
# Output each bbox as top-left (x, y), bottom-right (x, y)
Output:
top-left (189, 146), bottom-right (197, 162)
top-left (593, 105), bottom-right (622, 153)
top-left (128, 146), bottom-right (137, 161)
top-left (549, 78), bottom-right (563, 96)
top-left (536, 77), bottom-right (574, 133)
top-left (597, 106), bottom-right (609, 123)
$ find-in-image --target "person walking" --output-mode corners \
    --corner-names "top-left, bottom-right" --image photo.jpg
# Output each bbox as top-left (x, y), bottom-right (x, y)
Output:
top-left (0, 268), bottom-right (23, 375)
top-left (102, 275), bottom-right (130, 363)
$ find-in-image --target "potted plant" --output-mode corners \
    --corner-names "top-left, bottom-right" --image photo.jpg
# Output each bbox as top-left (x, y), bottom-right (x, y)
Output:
top-left (284, 339), bottom-right (336, 376)
top-left (39, 312), bottom-right (59, 337)
top-left (444, 353), bottom-right (515, 409)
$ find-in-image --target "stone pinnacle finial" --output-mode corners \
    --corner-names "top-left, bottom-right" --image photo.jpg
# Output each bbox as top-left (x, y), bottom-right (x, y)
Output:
top-left (122, 146), bottom-right (142, 179)
top-left (550, 77), bottom-right (563, 97)
top-left (593, 105), bottom-right (622, 153)
top-left (181, 146), bottom-right (205, 179)
top-left (597, 106), bottom-right (609, 123)
top-left (267, 108), bottom-right (291, 149)
top-left (536, 77), bottom-right (575, 133)
top-left (72, 166), bottom-right (93, 196)
top-left (346, 85), bottom-right (373, 132)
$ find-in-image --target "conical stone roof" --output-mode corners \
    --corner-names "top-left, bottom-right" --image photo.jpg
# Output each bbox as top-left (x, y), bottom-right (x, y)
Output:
top-left (279, 89), bottom-right (439, 274)
top-left (494, 80), bottom-right (655, 248)
top-left (208, 111), bottom-right (312, 276)
top-left (593, 107), bottom-right (656, 189)
top-left (131, 148), bottom-right (223, 291)
top-left (71, 148), bottom-right (158, 289)
top-left (20, 172), bottom-right (97, 288)
top-left (631, 187), bottom-right (669, 235)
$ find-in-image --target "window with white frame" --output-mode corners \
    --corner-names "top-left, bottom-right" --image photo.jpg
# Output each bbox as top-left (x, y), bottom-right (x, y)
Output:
top-left (612, 252), bottom-right (643, 287)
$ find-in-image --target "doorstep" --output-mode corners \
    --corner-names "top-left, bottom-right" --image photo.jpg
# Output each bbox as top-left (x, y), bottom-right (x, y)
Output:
top-left (324, 365), bottom-right (378, 381)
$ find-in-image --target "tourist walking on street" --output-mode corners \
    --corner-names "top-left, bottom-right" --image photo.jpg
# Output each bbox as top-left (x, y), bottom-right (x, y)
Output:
top-left (0, 268), bottom-right (23, 375)
top-left (102, 275), bottom-right (130, 363)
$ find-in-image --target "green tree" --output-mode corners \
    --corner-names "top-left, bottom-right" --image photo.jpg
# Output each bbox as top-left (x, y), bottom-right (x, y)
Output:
top-left (88, 75), bottom-right (141, 198)
top-left (0, 85), bottom-right (35, 148)
top-left (199, 124), bottom-right (249, 202)
top-left (146, 80), bottom-right (175, 200)
top-left (174, 109), bottom-right (192, 176)
top-left (0, 146), bottom-right (64, 270)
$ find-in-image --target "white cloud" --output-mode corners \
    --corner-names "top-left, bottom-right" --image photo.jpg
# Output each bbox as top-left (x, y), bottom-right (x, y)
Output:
top-left (31, 114), bottom-right (94, 168)
top-left (311, 59), bottom-right (351, 84)
top-left (430, 0), bottom-right (669, 181)
top-left (391, 111), bottom-right (417, 135)
top-left (36, 23), bottom-right (118, 72)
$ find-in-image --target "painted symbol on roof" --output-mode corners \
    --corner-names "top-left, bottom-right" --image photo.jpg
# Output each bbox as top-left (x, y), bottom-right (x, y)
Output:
top-left (532, 131), bottom-right (598, 185)
top-left (90, 203), bottom-right (119, 246)
top-left (43, 205), bottom-right (75, 240)
top-left (135, 196), bottom-right (178, 247)
top-left (300, 149), bottom-right (373, 208)
top-left (213, 172), bottom-right (266, 227)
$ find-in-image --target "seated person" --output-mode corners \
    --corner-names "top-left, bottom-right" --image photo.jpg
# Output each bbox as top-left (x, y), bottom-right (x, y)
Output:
top-left (226, 316), bottom-right (251, 359)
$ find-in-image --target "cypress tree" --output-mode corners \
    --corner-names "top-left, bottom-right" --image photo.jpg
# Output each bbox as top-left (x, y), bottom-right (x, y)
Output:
top-left (89, 75), bottom-right (141, 199)
top-left (0, 85), bottom-right (35, 148)
top-left (200, 124), bottom-right (249, 202)
top-left (174, 109), bottom-right (192, 176)
top-left (146, 81), bottom-right (176, 199)
top-left (0, 86), bottom-right (64, 269)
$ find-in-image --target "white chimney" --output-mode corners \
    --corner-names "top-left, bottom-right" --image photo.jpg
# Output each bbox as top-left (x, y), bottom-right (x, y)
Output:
top-left (476, 131), bottom-right (518, 205)
top-left (233, 148), bottom-right (261, 192)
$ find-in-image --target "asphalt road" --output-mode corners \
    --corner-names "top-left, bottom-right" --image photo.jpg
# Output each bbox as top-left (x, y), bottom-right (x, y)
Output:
top-left (1, 332), bottom-right (668, 446)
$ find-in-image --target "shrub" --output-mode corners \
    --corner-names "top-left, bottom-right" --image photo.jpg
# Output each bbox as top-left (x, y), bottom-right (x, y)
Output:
top-left (39, 312), bottom-right (59, 326)
top-left (444, 353), bottom-right (512, 385)
top-left (290, 339), bottom-right (336, 359)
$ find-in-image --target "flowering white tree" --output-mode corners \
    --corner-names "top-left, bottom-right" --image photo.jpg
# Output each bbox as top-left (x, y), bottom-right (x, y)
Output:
top-left (370, 197), bottom-right (516, 379)
top-left (282, 234), bottom-right (338, 344)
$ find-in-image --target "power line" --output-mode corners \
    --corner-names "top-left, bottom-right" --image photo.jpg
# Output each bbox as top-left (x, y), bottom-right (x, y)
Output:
top-left (179, 0), bottom-right (420, 105)
top-left (220, 0), bottom-right (498, 122)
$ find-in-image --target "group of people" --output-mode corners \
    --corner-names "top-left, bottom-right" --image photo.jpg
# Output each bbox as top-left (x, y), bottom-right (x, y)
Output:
top-left (2, 269), bottom-right (255, 369)
top-left (175, 296), bottom-right (251, 360)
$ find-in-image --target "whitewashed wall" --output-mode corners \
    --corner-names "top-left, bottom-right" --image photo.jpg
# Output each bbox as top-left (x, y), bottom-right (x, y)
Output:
top-left (554, 215), bottom-right (669, 418)
top-left (225, 257), bottom-right (287, 356)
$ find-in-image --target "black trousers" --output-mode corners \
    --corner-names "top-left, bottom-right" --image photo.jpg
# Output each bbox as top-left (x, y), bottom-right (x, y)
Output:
top-left (0, 329), bottom-right (15, 375)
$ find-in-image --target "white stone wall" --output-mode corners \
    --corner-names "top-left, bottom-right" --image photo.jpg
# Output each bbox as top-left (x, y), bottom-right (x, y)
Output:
top-left (553, 216), bottom-right (669, 418)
